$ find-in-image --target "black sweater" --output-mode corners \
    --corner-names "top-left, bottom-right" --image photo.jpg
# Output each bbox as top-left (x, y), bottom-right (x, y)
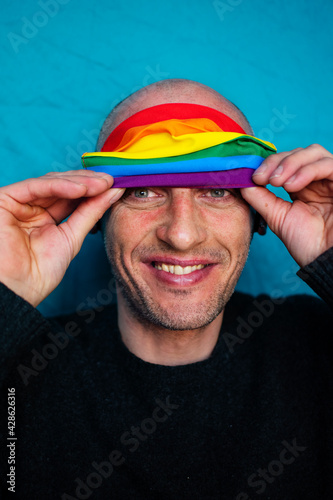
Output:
top-left (1, 249), bottom-right (333, 500)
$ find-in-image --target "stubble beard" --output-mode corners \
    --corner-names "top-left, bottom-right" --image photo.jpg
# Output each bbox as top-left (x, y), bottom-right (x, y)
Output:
top-left (106, 242), bottom-right (250, 332)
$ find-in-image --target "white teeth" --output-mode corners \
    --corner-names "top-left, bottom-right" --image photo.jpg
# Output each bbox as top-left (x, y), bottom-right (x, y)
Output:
top-left (154, 263), bottom-right (206, 275)
top-left (174, 265), bottom-right (183, 275)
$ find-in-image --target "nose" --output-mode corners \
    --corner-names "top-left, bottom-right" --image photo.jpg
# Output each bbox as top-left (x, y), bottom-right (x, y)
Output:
top-left (156, 189), bottom-right (207, 251)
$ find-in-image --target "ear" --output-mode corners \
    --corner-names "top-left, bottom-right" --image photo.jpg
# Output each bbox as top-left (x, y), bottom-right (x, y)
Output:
top-left (253, 212), bottom-right (267, 236)
top-left (89, 220), bottom-right (102, 234)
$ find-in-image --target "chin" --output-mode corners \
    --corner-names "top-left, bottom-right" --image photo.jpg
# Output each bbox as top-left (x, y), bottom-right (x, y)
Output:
top-left (121, 289), bottom-right (227, 331)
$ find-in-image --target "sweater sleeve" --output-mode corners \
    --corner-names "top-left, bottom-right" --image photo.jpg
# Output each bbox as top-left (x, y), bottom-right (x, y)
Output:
top-left (297, 247), bottom-right (333, 308)
top-left (0, 282), bottom-right (56, 385)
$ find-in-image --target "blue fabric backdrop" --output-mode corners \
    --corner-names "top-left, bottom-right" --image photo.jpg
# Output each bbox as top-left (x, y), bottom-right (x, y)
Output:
top-left (1, 0), bottom-right (333, 316)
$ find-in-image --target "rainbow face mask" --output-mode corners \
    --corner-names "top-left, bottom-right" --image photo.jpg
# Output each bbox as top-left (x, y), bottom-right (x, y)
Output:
top-left (81, 103), bottom-right (277, 188)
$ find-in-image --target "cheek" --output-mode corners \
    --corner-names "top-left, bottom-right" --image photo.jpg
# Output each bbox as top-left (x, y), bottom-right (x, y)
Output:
top-left (106, 206), bottom-right (164, 254)
top-left (106, 202), bottom-right (252, 259)
top-left (206, 205), bottom-right (252, 246)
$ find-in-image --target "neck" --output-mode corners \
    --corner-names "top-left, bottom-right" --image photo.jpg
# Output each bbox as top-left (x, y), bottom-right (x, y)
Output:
top-left (117, 294), bottom-right (224, 366)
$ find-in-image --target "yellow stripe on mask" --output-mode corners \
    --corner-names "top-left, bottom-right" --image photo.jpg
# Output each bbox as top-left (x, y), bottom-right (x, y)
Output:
top-left (92, 132), bottom-right (276, 160)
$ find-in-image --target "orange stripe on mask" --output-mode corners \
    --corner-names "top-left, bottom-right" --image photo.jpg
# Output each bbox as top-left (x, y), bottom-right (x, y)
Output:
top-left (114, 117), bottom-right (223, 152)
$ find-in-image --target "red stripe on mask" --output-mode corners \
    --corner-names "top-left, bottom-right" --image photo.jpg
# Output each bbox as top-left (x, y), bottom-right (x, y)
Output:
top-left (101, 103), bottom-right (246, 152)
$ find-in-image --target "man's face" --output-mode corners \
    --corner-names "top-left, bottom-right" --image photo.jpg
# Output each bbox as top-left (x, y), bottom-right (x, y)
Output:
top-left (104, 185), bottom-right (252, 331)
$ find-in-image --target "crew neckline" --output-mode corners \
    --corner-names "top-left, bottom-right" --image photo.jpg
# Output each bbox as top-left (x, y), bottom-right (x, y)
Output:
top-left (101, 302), bottom-right (240, 385)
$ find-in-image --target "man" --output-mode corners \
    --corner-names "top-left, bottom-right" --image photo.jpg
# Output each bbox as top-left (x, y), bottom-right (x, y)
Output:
top-left (0, 79), bottom-right (332, 499)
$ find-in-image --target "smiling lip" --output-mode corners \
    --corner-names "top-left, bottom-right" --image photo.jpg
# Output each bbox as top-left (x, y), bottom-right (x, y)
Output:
top-left (142, 256), bottom-right (218, 287)
top-left (142, 256), bottom-right (216, 267)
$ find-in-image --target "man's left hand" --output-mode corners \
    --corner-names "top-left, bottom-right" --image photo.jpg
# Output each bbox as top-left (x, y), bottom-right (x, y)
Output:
top-left (240, 144), bottom-right (333, 267)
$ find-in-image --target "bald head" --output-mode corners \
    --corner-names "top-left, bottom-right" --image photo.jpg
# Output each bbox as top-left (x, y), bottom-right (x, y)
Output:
top-left (96, 78), bottom-right (252, 150)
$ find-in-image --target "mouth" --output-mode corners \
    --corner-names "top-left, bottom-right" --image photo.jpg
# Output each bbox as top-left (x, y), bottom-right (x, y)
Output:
top-left (152, 262), bottom-right (209, 275)
top-left (142, 257), bottom-right (216, 288)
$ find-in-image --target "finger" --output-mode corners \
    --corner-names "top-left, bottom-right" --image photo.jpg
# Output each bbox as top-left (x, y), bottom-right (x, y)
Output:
top-left (32, 176), bottom-right (115, 206)
top-left (44, 198), bottom-right (86, 225)
top-left (0, 175), bottom-right (114, 205)
top-left (41, 176), bottom-right (121, 223)
top-left (240, 186), bottom-right (291, 236)
top-left (59, 188), bottom-right (125, 256)
top-left (266, 146), bottom-right (333, 188)
top-left (253, 144), bottom-right (333, 186)
top-left (252, 148), bottom-right (303, 184)
top-left (43, 169), bottom-right (113, 180)
top-left (44, 185), bottom-right (125, 225)
top-left (277, 157), bottom-right (333, 193)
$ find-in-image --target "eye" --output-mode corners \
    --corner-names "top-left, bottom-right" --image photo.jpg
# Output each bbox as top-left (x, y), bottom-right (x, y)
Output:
top-left (122, 187), bottom-right (165, 206)
top-left (199, 188), bottom-right (238, 206)
top-left (210, 188), bottom-right (226, 198)
top-left (134, 188), bottom-right (150, 198)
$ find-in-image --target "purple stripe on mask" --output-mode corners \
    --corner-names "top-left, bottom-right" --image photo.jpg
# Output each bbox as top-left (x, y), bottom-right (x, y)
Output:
top-left (111, 168), bottom-right (256, 188)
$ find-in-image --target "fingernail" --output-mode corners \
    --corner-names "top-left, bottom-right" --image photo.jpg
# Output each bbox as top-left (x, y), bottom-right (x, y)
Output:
top-left (93, 171), bottom-right (112, 178)
top-left (109, 189), bottom-right (124, 204)
top-left (269, 165), bottom-right (284, 179)
top-left (253, 164), bottom-right (267, 176)
top-left (285, 174), bottom-right (297, 184)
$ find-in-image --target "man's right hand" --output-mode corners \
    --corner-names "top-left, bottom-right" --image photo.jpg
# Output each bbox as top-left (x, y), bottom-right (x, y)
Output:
top-left (0, 170), bottom-right (124, 307)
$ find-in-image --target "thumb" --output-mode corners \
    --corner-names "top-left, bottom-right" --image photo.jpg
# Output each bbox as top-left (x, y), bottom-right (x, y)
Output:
top-left (240, 186), bottom-right (291, 237)
top-left (59, 188), bottom-right (124, 256)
